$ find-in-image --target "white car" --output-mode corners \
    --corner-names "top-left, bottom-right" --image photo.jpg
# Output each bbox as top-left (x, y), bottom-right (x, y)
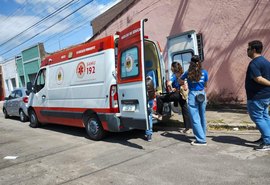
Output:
top-left (2, 88), bottom-right (29, 122)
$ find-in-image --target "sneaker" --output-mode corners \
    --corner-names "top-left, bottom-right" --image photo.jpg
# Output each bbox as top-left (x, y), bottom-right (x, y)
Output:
top-left (252, 137), bottom-right (263, 145)
top-left (146, 135), bottom-right (152, 142)
top-left (191, 141), bottom-right (207, 146)
top-left (254, 143), bottom-right (270, 151)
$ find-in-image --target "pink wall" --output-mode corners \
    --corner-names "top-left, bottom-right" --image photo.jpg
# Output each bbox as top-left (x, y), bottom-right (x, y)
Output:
top-left (95, 0), bottom-right (270, 104)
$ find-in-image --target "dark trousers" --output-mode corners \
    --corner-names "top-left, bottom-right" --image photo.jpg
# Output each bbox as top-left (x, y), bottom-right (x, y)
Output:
top-left (156, 92), bottom-right (191, 129)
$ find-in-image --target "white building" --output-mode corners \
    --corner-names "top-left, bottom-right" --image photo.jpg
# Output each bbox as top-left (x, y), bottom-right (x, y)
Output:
top-left (1, 58), bottom-right (19, 97)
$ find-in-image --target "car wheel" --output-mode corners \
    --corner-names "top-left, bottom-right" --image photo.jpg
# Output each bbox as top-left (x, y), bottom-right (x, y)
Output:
top-left (3, 108), bottom-right (9, 119)
top-left (29, 109), bottom-right (40, 128)
top-left (85, 115), bottom-right (106, 140)
top-left (19, 109), bottom-right (28, 122)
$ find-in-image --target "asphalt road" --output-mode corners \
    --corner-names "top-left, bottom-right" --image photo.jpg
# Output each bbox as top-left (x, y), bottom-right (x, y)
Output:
top-left (0, 114), bottom-right (270, 185)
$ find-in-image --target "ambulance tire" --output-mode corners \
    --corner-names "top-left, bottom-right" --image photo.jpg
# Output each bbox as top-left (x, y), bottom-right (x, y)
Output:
top-left (85, 115), bottom-right (106, 140)
top-left (29, 109), bottom-right (40, 128)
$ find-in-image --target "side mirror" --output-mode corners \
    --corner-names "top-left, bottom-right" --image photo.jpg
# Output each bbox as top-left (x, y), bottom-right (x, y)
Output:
top-left (27, 82), bottom-right (33, 92)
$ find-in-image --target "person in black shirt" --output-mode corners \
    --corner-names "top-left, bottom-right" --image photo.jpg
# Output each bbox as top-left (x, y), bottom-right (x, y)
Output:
top-left (245, 40), bottom-right (270, 151)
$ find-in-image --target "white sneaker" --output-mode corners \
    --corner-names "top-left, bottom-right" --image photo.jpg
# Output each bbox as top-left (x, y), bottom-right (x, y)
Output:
top-left (191, 141), bottom-right (207, 146)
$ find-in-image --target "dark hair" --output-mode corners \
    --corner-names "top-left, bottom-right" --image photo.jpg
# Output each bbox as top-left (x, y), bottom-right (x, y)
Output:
top-left (248, 40), bottom-right (263, 54)
top-left (188, 55), bottom-right (202, 82)
top-left (171, 62), bottom-right (183, 75)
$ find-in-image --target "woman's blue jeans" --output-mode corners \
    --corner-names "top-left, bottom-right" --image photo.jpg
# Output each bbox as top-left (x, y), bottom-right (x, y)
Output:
top-left (146, 99), bottom-right (154, 136)
top-left (188, 91), bottom-right (207, 143)
top-left (247, 98), bottom-right (270, 145)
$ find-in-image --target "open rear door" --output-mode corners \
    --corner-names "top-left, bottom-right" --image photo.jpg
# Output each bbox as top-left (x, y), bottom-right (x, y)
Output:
top-left (167, 30), bottom-right (204, 113)
top-left (117, 19), bottom-right (149, 130)
top-left (167, 30), bottom-right (203, 76)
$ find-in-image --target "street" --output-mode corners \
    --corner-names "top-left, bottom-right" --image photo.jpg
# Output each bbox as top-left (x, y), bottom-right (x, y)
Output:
top-left (0, 113), bottom-right (270, 185)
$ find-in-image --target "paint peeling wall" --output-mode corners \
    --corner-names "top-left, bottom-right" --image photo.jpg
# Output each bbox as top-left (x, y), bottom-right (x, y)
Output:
top-left (94, 0), bottom-right (270, 104)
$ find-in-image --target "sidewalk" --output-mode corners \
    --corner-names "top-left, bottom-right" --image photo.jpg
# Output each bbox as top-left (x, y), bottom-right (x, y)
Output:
top-left (0, 101), bottom-right (256, 130)
top-left (158, 105), bottom-right (256, 130)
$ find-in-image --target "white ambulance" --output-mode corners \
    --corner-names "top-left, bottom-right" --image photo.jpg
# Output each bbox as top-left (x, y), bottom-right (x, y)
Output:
top-left (27, 19), bottom-right (203, 140)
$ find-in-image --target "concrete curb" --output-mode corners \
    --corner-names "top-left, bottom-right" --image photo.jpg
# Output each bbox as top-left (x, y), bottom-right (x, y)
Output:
top-left (207, 123), bottom-right (256, 130)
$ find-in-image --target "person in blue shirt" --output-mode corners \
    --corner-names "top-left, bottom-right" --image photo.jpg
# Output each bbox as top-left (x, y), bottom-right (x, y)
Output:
top-left (245, 40), bottom-right (270, 151)
top-left (154, 62), bottom-right (191, 132)
top-left (145, 70), bottom-right (157, 142)
top-left (180, 55), bottom-right (208, 146)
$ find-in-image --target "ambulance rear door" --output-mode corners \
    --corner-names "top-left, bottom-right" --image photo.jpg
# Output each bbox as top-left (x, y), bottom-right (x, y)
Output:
top-left (167, 31), bottom-right (204, 113)
top-left (167, 30), bottom-right (204, 77)
top-left (117, 19), bottom-right (149, 130)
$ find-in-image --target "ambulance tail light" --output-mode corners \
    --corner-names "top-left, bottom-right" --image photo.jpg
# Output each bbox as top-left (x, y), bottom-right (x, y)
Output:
top-left (110, 85), bottom-right (119, 113)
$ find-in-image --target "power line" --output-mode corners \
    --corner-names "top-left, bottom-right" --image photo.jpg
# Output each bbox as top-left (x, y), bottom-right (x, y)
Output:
top-left (43, 0), bottom-right (121, 49)
top-left (2, 0), bottom-right (29, 22)
top-left (0, 0), bottom-right (121, 61)
top-left (0, 0), bottom-right (94, 57)
top-left (0, 0), bottom-right (78, 48)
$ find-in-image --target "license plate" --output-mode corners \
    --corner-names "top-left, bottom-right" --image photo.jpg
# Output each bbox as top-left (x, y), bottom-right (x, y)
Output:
top-left (122, 104), bottom-right (136, 112)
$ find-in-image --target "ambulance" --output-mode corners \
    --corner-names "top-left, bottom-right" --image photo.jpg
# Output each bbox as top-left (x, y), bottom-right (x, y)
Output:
top-left (27, 19), bottom-right (203, 140)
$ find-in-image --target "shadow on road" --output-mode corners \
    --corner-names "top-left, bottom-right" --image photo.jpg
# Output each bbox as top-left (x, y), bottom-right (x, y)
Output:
top-left (209, 135), bottom-right (256, 148)
top-left (39, 124), bottom-right (146, 150)
top-left (160, 131), bottom-right (193, 143)
top-left (39, 124), bottom-right (87, 138)
top-left (104, 130), bottom-right (145, 150)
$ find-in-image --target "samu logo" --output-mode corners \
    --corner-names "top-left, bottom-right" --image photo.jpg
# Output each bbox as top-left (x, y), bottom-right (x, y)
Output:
top-left (76, 62), bottom-right (86, 78)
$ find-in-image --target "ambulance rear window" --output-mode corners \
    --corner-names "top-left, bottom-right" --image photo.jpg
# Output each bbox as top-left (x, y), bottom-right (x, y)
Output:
top-left (120, 47), bottom-right (139, 78)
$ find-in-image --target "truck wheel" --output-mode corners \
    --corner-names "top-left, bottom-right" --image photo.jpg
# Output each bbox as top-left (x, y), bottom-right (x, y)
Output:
top-left (85, 115), bottom-right (106, 140)
top-left (19, 109), bottom-right (28, 122)
top-left (29, 109), bottom-right (40, 128)
top-left (3, 108), bottom-right (9, 119)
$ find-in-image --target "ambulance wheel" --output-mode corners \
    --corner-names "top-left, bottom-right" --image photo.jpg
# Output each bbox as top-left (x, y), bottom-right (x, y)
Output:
top-left (29, 109), bottom-right (40, 128)
top-left (85, 115), bottom-right (106, 140)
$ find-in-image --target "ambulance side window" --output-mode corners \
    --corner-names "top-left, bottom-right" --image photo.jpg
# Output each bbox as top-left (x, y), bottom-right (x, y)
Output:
top-left (173, 52), bottom-right (193, 72)
top-left (34, 69), bottom-right (46, 93)
top-left (120, 47), bottom-right (139, 78)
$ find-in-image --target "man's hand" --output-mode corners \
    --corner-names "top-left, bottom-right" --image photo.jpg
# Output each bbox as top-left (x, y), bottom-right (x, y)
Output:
top-left (254, 76), bottom-right (270, 86)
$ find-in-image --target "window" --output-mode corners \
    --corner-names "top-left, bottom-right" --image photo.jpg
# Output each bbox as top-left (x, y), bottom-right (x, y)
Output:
top-left (28, 73), bottom-right (37, 84)
top-left (20, 76), bottom-right (25, 87)
top-left (5, 80), bottom-right (10, 91)
top-left (15, 90), bottom-right (22, 98)
top-left (120, 47), bottom-right (139, 78)
top-left (9, 91), bottom-right (16, 99)
top-left (11, 78), bottom-right (16, 89)
top-left (34, 69), bottom-right (46, 92)
top-left (173, 52), bottom-right (193, 72)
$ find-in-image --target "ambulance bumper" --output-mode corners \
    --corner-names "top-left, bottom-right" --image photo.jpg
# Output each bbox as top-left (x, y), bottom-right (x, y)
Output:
top-left (98, 113), bottom-right (147, 132)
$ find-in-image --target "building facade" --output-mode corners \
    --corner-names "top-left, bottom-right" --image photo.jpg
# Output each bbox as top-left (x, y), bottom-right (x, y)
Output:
top-left (16, 43), bottom-right (46, 87)
top-left (90, 0), bottom-right (270, 104)
top-left (0, 43), bottom-right (46, 100)
top-left (0, 58), bottom-right (19, 98)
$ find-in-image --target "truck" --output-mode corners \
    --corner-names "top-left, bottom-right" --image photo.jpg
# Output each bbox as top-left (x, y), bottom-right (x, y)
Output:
top-left (27, 19), bottom-right (203, 140)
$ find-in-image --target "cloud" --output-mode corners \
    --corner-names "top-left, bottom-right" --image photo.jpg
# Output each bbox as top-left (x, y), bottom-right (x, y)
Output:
top-left (15, 0), bottom-right (27, 4)
top-left (0, 0), bottom-right (121, 59)
top-left (0, 15), bottom-right (40, 43)
top-left (0, 56), bottom-right (4, 63)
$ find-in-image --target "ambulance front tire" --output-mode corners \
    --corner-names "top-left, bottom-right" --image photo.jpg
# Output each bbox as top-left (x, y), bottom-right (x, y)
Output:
top-left (29, 109), bottom-right (40, 128)
top-left (85, 115), bottom-right (107, 140)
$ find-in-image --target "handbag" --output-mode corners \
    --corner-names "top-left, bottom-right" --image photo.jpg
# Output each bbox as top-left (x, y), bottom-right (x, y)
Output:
top-left (179, 86), bottom-right (188, 100)
top-left (196, 93), bottom-right (205, 102)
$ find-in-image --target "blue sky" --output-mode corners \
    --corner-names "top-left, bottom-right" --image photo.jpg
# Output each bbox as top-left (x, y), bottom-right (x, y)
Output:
top-left (0, 0), bottom-right (121, 63)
